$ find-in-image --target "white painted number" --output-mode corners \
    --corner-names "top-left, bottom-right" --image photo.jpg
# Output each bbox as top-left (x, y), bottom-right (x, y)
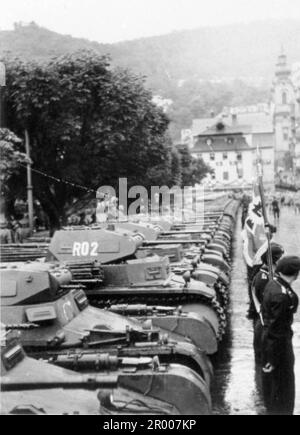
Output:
top-left (81, 242), bottom-right (89, 256)
top-left (91, 242), bottom-right (98, 256)
top-left (72, 242), bottom-right (99, 257)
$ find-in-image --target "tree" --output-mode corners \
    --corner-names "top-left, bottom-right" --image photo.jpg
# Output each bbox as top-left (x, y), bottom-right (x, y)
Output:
top-left (170, 148), bottom-right (182, 186)
top-left (178, 145), bottom-right (213, 187)
top-left (0, 128), bottom-right (28, 217)
top-left (5, 51), bottom-right (174, 232)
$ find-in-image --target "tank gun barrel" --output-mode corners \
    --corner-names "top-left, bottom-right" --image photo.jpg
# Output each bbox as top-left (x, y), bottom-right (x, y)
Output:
top-left (109, 304), bottom-right (178, 316)
top-left (47, 353), bottom-right (155, 371)
top-left (86, 327), bottom-right (161, 347)
top-left (0, 374), bottom-right (119, 391)
top-left (4, 323), bottom-right (39, 330)
top-left (145, 240), bottom-right (206, 247)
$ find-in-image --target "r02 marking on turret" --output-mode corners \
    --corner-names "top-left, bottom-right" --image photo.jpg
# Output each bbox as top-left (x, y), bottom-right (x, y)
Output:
top-left (72, 242), bottom-right (99, 256)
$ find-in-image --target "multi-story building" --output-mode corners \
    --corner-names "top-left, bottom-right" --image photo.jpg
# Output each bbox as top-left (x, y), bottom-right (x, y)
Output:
top-left (291, 64), bottom-right (300, 175)
top-left (192, 118), bottom-right (274, 186)
top-left (190, 52), bottom-right (300, 185)
top-left (271, 52), bottom-right (298, 165)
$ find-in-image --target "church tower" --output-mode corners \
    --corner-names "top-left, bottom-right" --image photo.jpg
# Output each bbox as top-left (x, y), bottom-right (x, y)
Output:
top-left (272, 51), bottom-right (296, 165)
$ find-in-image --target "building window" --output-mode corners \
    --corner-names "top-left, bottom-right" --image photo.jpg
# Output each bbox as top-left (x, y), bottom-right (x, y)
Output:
top-left (283, 128), bottom-right (289, 141)
top-left (206, 138), bottom-right (213, 147)
top-left (237, 166), bottom-right (244, 179)
top-left (282, 92), bottom-right (287, 105)
top-left (223, 152), bottom-right (228, 160)
top-left (223, 172), bottom-right (229, 181)
top-left (210, 153), bottom-right (215, 161)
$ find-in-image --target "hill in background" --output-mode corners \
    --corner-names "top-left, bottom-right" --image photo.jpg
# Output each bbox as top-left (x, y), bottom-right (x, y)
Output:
top-left (1, 20), bottom-right (300, 138)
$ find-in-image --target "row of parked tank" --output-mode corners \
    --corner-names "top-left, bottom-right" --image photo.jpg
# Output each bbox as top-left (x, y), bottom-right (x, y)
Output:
top-left (0, 197), bottom-right (240, 415)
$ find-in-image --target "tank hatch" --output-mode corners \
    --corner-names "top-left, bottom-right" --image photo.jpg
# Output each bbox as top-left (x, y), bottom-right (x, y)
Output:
top-left (102, 222), bottom-right (161, 241)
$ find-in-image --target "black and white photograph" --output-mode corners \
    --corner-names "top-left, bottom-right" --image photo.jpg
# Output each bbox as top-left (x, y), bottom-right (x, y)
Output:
top-left (0, 0), bottom-right (300, 417)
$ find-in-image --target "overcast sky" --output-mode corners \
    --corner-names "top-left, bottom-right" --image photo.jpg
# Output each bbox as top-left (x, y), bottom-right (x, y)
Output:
top-left (1, 0), bottom-right (300, 43)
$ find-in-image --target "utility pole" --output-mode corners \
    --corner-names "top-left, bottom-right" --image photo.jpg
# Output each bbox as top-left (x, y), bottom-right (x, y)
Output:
top-left (25, 130), bottom-right (34, 231)
top-left (0, 62), bottom-right (6, 222)
top-left (0, 61), bottom-right (6, 128)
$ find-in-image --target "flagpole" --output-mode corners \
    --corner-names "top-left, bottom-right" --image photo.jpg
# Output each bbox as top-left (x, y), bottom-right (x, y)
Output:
top-left (256, 146), bottom-right (274, 281)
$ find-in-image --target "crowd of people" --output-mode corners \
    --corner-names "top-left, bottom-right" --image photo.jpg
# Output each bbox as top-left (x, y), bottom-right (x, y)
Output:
top-left (67, 193), bottom-right (123, 226)
top-left (242, 193), bottom-right (300, 416)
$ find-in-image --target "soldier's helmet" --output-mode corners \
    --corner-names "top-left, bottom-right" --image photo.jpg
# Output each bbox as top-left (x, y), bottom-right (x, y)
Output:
top-left (261, 243), bottom-right (284, 265)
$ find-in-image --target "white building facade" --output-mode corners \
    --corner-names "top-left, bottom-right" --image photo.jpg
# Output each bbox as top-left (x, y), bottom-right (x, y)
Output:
top-left (192, 121), bottom-right (274, 186)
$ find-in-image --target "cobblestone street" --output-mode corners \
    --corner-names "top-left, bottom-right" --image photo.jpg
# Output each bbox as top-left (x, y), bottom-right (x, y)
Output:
top-left (212, 207), bottom-right (300, 415)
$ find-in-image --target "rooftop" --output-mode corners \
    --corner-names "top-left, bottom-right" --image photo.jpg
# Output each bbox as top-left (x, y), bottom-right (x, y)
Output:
top-left (192, 118), bottom-right (217, 136)
top-left (222, 112), bottom-right (274, 134)
top-left (193, 111), bottom-right (274, 137)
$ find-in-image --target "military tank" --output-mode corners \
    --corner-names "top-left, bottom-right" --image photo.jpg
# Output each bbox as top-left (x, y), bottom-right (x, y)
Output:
top-left (113, 202), bottom-right (238, 336)
top-left (107, 199), bottom-right (239, 329)
top-left (1, 329), bottom-right (210, 415)
top-left (0, 261), bottom-right (216, 410)
top-left (0, 196), bottom-right (239, 415)
top-left (47, 229), bottom-right (223, 346)
top-left (0, 260), bottom-right (218, 358)
top-left (45, 199), bottom-right (240, 344)
top-left (0, 199), bottom-right (239, 349)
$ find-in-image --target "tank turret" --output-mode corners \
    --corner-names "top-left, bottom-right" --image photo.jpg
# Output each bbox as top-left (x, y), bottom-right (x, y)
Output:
top-left (47, 227), bottom-right (145, 264)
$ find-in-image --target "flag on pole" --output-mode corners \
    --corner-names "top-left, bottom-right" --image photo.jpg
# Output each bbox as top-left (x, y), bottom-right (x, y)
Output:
top-left (242, 183), bottom-right (268, 267)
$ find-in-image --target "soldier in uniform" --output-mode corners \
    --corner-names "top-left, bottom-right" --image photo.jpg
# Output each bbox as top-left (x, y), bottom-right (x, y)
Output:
top-left (271, 197), bottom-right (280, 222)
top-left (251, 243), bottom-right (284, 364)
top-left (10, 215), bottom-right (23, 243)
top-left (241, 193), bottom-right (251, 228)
top-left (0, 219), bottom-right (12, 244)
top-left (261, 256), bottom-right (300, 415)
